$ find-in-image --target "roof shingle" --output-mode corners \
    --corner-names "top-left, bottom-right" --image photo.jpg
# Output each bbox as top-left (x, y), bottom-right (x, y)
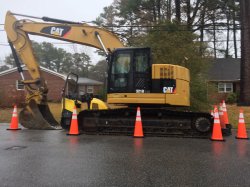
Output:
top-left (208, 58), bottom-right (240, 81)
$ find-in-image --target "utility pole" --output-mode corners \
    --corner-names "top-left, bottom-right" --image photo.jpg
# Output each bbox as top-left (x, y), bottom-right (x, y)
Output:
top-left (239, 0), bottom-right (250, 105)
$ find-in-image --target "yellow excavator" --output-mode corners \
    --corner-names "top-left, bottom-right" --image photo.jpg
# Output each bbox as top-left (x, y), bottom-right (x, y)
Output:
top-left (5, 11), bottom-right (220, 137)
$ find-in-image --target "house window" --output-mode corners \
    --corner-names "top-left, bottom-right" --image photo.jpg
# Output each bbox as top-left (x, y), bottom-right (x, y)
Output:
top-left (16, 80), bottom-right (24, 90)
top-left (218, 83), bottom-right (233, 93)
top-left (78, 86), bottom-right (86, 96)
top-left (16, 80), bottom-right (25, 90)
top-left (87, 86), bottom-right (94, 93)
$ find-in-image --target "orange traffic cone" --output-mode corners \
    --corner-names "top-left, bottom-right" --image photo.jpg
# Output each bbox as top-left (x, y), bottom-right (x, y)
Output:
top-left (211, 106), bottom-right (224, 141)
top-left (67, 106), bottom-right (80, 136)
top-left (236, 109), bottom-right (249, 139)
top-left (219, 103), bottom-right (226, 129)
top-left (222, 100), bottom-right (229, 125)
top-left (134, 107), bottom-right (144, 138)
top-left (7, 105), bottom-right (21, 130)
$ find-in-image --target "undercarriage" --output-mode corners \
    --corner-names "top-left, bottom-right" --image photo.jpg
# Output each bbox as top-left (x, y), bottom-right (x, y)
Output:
top-left (61, 107), bottom-right (232, 138)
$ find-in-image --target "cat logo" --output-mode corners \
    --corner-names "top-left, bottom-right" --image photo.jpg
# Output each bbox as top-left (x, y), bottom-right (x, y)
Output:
top-left (50, 27), bottom-right (64, 36)
top-left (40, 26), bottom-right (71, 37)
top-left (163, 87), bottom-right (174, 93)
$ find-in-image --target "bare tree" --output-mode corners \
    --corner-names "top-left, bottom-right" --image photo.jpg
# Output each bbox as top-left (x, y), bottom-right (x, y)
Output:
top-left (175, 0), bottom-right (181, 23)
top-left (240, 0), bottom-right (250, 105)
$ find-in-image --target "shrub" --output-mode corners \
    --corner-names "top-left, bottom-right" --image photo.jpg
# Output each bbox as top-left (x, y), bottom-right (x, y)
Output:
top-left (226, 92), bottom-right (238, 104)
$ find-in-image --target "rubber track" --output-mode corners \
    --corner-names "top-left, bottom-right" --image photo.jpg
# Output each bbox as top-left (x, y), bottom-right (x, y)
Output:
top-left (76, 108), bottom-right (214, 138)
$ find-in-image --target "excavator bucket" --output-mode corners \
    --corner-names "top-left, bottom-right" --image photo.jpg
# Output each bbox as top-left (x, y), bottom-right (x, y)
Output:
top-left (19, 99), bottom-right (60, 130)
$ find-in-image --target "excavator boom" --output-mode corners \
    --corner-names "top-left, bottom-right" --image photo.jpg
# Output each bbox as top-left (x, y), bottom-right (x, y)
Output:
top-left (5, 11), bottom-right (123, 81)
top-left (4, 11), bottom-right (123, 130)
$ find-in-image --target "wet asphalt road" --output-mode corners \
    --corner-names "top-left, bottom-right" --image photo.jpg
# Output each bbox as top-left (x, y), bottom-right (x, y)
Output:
top-left (0, 123), bottom-right (250, 187)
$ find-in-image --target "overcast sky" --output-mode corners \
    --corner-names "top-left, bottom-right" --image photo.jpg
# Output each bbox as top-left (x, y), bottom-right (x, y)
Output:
top-left (0, 0), bottom-right (114, 65)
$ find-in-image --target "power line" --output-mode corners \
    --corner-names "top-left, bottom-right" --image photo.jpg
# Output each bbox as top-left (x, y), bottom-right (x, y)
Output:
top-left (0, 23), bottom-right (242, 29)
top-left (0, 38), bottom-right (241, 46)
top-left (0, 42), bottom-right (87, 46)
top-left (0, 20), bottom-right (245, 33)
top-left (0, 28), bottom-right (243, 34)
top-left (0, 23), bottom-right (241, 27)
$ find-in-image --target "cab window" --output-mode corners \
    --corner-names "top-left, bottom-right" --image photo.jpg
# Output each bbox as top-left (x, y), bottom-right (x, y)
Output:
top-left (112, 53), bottom-right (131, 74)
top-left (135, 52), bottom-right (149, 73)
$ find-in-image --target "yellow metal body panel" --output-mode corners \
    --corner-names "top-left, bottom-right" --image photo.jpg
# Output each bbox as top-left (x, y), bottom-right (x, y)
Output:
top-left (5, 12), bottom-right (47, 81)
top-left (62, 98), bottom-right (108, 113)
top-left (20, 23), bottom-right (123, 51)
top-left (90, 98), bottom-right (108, 110)
top-left (107, 91), bottom-right (189, 106)
top-left (108, 64), bottom-right (190, 107)
top-left (62, 98), bottom-right (82, 113)
top-left (152, 64), bottom-right (190, 81)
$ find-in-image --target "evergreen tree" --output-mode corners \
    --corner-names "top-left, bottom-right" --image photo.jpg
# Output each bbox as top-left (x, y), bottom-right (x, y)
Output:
top-left (142, 22), bottom-right (210, 110)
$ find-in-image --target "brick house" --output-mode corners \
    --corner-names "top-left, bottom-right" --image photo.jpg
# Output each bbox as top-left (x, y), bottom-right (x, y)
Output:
top-left (77, 77), bottom-right (103, 97)
top-left (0, 66), bottom-right (103, 107)
top-left (207, 58), bottom-right (240, 103)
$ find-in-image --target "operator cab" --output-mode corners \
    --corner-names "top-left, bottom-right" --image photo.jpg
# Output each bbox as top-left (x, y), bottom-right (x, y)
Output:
top-left (108, 47), bottom-right (151, 93)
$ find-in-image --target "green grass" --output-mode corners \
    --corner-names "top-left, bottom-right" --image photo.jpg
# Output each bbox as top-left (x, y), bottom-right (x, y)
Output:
top-left (0, 103), bottom-right (249, 128)
top-left (227, 104), bottom-right (250, 128)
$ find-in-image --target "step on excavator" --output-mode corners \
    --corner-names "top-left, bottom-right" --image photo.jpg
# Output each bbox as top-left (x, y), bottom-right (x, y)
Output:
top-left (4, 11), bottom-right (231, 137)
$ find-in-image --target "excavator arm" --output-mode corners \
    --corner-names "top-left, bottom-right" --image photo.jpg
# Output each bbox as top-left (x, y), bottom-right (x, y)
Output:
top-left (5, 11), bottom-right (123, 82)
top-left (4, 11), bottom-right (123, 129)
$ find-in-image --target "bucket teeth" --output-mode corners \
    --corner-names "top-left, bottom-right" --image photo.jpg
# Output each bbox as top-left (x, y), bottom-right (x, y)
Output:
top-left (19, 99), bottom-right (60, 130)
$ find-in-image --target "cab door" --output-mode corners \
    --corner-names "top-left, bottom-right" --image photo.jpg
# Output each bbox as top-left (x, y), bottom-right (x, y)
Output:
top-left (108, 50), bottom-right (132, 93)
top-left (133, 48), bottom-right (151, 93)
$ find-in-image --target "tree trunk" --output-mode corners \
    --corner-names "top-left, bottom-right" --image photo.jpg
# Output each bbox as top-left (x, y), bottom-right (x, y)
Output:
top-left (175, 0), bottom-right (181, 23)
top-left (186, 0), bottom-right (191, 28)
top-left (156, 0), bottom-right (161, 21)
top-left (232, 2), bottom-right (238, 58)
top-left (212, 15), bottom-right (217, 58)
top-left (152, 0), bottom-right (157, 23)
top-left (240, 0), bottom-right (250, 105)
top-left (226, 11), bottom-right (230, 58)
top-left (166, 0), bottom-right (172, 21)
top-left (199, 5), bottom-right (206, 56)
